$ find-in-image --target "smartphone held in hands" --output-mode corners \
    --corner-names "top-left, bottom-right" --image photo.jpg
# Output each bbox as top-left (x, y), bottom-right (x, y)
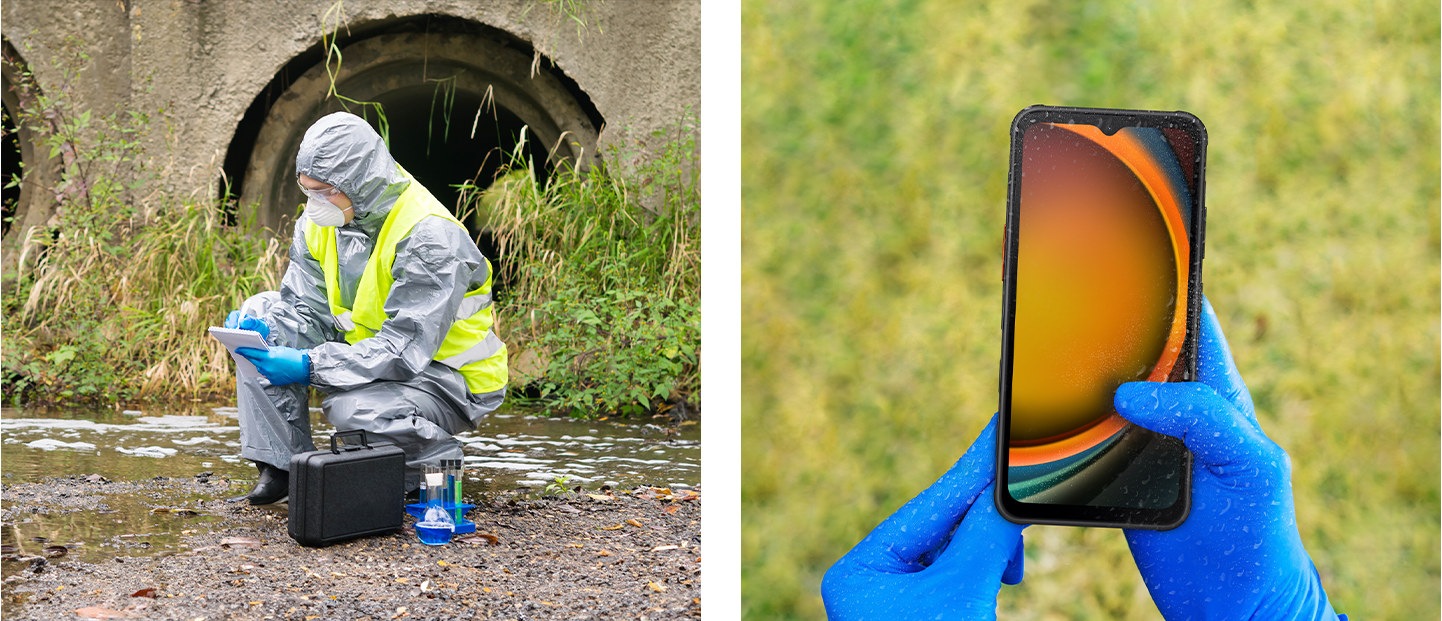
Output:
top-left (996, 105), bottom-right (1207, 529)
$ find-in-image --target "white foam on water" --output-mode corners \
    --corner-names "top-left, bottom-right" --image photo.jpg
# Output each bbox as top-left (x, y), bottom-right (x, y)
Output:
top-left (476, 455), bottom-right (550, 464)
top-left (562, 463), bottom-right (599, 472)
top-left (171, 437), bottom-right (219, 446)
top-left (463, 460), bottom-right (549, 471)
top-left (116, 446), bottom-right (179, 458)
top-left (461, 435), bottom-right (572, 448)
top-left (25, 439), bottom-right (97, 451)
top-left (524, 471), bottom-right (593, 483)
top-left (134, 415), bottom-right (222, 428)
top-left (1, 417), bottom-right (238, 434)
top-left (587, 456), bottom-right (689, 467)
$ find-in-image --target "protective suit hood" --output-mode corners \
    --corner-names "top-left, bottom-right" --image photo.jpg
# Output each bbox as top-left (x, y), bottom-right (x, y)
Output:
top-left (295, 111), bottom-right (408, 235)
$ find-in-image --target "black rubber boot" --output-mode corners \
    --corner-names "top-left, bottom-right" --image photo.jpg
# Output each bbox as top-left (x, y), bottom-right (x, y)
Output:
top-left (226, 461), bottom-right (265, 503)
top-left (228, 461), bottom-right (289, 505)
top-left (248, 462), bottom-right (289, 505)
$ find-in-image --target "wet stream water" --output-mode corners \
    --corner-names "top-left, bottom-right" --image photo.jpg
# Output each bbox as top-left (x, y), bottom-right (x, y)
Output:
top-left (0, 403), bottom-right (698, 566)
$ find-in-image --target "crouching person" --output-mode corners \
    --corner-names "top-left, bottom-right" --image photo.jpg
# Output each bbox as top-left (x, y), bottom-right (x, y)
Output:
top-left (224, 111), bottom-right (506, 504)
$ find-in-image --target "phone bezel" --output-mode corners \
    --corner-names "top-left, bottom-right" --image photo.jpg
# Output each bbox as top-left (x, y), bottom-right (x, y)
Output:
top-left (996, 105), bottom-right (1208, 530)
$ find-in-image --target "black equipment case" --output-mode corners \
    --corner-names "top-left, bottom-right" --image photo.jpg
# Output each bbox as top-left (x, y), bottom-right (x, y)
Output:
top-left (288, 430), bottom-right (406, 547)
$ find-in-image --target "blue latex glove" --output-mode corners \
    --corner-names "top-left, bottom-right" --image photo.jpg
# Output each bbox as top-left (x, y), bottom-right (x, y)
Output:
top-left (236, 346), bottom-right (311, 386)
top-left (822, 416), bottom-right (1026, 620)
top-left (1114, 298), bottom-right (1342, 620)
top-left (224, 310), bottom-right (271, 342)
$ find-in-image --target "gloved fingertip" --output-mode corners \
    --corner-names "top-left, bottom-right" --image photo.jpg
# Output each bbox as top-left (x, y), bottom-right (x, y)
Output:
top-left (1113, 382), bottom-right (1149, 412)
top-left (930, 486), bottom-right (1025, 576)
top-left (1113, 381), bottom-right (1203, 440)
top-left (1001, 535), bottom-right (1025, 585)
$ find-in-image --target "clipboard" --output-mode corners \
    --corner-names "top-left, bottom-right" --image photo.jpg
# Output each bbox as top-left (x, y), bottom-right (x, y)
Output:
top-left (209, 327), bottom-right (269, 378)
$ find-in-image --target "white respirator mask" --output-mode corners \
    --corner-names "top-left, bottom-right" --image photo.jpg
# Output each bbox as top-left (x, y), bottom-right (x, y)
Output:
top-left (299, 182), bottom-right (352, 227)
top-left (303, 197), bottom-right (352, 227)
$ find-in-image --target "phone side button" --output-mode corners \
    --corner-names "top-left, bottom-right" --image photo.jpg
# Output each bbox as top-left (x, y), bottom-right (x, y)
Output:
top-left (1001, 227), bottom-right (1008, 281)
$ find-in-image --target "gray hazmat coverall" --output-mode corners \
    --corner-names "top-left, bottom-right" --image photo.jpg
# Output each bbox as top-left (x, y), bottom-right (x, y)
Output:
top-left (237, 111), bottom-right (504, 490)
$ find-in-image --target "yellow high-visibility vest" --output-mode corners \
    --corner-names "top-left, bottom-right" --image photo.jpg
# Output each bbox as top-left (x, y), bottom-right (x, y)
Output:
top-left (303, 167), bottom-right (507, 394)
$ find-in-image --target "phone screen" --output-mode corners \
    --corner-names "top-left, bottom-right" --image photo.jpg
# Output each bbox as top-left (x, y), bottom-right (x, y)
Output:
top-left (999, 107), bottom-right (1205, 528)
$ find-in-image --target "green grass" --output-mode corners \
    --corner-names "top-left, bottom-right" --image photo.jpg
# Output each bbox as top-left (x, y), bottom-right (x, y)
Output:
top-left (741, 1), bottom-right (1439, 618)
top-left (2, 201), bottom-right (286, 403)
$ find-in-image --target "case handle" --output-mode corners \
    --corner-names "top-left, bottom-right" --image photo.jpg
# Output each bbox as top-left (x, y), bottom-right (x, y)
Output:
top-left (330, 430), bottom-right (372, 454)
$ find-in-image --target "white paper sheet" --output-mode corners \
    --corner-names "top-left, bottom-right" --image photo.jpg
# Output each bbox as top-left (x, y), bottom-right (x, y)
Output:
top-left (208, 327), bottom-right (268, 378)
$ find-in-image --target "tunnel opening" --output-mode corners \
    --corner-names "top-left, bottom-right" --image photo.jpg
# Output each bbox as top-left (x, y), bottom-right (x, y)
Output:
top-left (1, 37), bottom-right (51, 253)
top-left (2, 104), bottom-right (19, 238)
top-left (221, 14), bottom-right (604, 297)
top-left (374, 84), bottom-right (549, 214)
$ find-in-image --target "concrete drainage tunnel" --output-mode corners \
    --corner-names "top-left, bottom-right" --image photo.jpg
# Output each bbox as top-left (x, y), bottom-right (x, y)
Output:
top-left (221, 17), bottom-right (604, 281)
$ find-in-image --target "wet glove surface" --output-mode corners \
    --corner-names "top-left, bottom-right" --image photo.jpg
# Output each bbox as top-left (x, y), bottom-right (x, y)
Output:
top-left (822, 416), bottom-right (1026, 621)
top-left (236, 346), bottom-right (311, 386)
top-left (1114, 298), bottom-right (1341, 621)
top-left (225, 311), bottom-right (272, 342)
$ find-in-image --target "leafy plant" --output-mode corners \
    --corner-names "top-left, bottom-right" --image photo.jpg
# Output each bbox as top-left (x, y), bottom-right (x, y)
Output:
top-left (543, 474), bottom-right (573, 496)
top-left (474, 115), bottom-right (700, 419)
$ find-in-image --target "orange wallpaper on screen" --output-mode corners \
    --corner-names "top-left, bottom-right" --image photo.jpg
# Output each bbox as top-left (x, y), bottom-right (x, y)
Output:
top-left (1009, 123), bottom-right (1189, 467)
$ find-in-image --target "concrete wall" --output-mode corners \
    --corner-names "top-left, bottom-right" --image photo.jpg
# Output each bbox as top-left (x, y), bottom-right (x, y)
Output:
top-left (1, 0), bottom-right (700, 206)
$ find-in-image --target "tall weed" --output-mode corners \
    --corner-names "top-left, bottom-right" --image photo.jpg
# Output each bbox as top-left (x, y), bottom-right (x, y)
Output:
top-left (1, 39), bottom-right (286, 404)
top-left (476, 118), bottom-right (700, 418)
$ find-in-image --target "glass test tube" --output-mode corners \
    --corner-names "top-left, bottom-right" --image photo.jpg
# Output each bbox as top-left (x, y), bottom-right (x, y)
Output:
top-left (453, 458), bottom-right (464, 521)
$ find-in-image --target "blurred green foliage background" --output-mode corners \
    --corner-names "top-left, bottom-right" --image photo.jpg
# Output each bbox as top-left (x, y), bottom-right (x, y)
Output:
top-left (740, 1), bottom-right (1439, 618)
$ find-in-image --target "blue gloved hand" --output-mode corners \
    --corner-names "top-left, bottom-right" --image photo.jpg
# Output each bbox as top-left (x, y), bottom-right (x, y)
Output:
top-left (225, 310), bottom-right (271, 342)
top-left (822, 416), bottom-right (1026, 620)
top-left (236, 346), bottom-right (311, 386)
top-left (1114, 298), bottom-right (1342, 620)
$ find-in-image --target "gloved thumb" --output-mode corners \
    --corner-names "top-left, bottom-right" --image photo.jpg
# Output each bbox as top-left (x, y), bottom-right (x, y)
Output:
top-left (1114, 381), bottom-right (1276, 470)
top-left (927, 483), bottom-right (1025, 584)
top-left (1001, 536), bottom-right (1025, 586)
top-left (235, 347), bottom-right (266, 363)
top-left (225, 310), bottom-right (242, 329)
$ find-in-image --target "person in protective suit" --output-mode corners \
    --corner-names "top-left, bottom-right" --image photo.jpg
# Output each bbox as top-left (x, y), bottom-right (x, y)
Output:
top-left (223, 111), bottom-right (507, 505)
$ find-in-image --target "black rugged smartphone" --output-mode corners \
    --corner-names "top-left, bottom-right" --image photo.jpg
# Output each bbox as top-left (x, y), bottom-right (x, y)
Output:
top-left (996, 105), bottom-right (1206, 529)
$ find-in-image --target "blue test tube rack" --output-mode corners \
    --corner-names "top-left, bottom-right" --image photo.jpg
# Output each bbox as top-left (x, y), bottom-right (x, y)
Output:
top-left (406, 501), bottom-right (477, 534)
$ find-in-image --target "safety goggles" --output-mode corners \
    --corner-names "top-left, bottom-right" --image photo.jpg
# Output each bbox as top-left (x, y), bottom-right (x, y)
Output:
top-left (297, 181), bottom-right (343, 203)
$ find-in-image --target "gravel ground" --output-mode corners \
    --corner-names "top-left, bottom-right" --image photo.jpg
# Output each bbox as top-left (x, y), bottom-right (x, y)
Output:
top-left (1, 475), bottom-right (701, 620)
